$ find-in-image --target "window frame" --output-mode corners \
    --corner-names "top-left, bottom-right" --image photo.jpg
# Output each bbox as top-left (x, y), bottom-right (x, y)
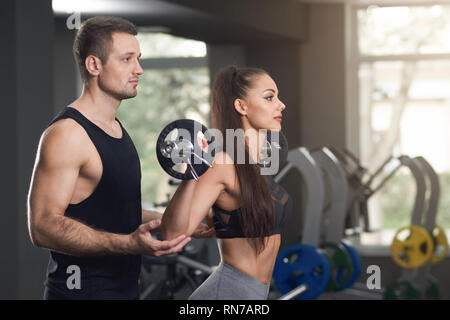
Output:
top-left (346, 2), bottom-right (450, 256)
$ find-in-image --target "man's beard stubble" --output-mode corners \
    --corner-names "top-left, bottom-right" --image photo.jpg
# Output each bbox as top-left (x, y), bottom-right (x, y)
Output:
top-left (98, 75), bottom-right (137, 101)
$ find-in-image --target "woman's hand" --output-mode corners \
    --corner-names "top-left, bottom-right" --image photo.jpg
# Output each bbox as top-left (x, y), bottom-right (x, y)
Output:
top-left (192, 222), bottom-right (216, 239)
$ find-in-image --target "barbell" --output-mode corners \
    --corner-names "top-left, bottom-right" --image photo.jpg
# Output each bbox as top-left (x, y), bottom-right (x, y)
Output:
top-left (156, 119), bottom-right (289, 180)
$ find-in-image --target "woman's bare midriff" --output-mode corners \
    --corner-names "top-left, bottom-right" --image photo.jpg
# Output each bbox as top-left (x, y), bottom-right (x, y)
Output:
top-left (217, 235), bottom-right (281, 285)
top-left (212, 159), bottom-right (280, 285)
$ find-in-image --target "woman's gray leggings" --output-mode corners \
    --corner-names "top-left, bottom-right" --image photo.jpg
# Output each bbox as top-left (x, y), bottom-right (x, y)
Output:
top-left (188, 262), bottom-right (270, 300)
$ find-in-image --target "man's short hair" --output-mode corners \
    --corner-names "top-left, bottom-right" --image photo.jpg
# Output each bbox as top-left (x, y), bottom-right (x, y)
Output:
top-left (73, 16), bottom-right (138, 82)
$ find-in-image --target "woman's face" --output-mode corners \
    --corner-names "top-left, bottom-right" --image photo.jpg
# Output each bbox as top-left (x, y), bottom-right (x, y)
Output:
top-left (238, 73), bottom-right (286, 132)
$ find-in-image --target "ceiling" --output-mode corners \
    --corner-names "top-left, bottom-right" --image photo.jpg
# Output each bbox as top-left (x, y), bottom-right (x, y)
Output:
top-left (53, 0), bottom-right (305, 44)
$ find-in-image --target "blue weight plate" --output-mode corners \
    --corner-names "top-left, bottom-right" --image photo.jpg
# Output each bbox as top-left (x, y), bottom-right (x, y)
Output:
top-left (273, 243), bottom-right (331, 300)
top-left (340, 240), bottom-right (362, 291)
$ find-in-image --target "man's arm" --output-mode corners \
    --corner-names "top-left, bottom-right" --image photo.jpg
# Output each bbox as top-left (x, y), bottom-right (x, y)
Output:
top-left (143, 208), bottom-right (215, 238)
top-left (142, 209), bottom-right (162, 224)
top-left (28, 120), bottom-right (189, 257)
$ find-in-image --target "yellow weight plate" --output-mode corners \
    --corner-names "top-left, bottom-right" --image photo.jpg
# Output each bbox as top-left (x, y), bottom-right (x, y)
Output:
top-left (430, 225), bottom-right (449, 264)
top-left (390, 225), bottom-right (434, 269)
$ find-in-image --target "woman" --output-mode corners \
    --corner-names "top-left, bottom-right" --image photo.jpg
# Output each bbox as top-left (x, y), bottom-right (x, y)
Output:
top-left (161, 65), bottom-right (293, 300)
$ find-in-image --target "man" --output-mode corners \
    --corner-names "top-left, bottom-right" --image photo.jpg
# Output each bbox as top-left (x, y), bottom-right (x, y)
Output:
top-left (27, 16), bottom-right (213, 300)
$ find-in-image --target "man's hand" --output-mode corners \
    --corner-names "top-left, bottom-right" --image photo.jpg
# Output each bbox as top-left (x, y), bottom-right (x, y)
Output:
top-left (128, 219), bottom-right (191, 257)
top-left (192, 223), bottom-right (215, 239)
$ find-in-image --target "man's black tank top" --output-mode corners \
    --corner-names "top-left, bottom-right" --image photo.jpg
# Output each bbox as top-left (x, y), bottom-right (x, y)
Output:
top-left (44, 106), bottom-right (142, 299)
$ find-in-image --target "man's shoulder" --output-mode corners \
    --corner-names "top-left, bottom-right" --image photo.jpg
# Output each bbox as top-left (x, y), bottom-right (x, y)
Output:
top-left (44, 118), bottom-right (87, 142)
top-left (40, 118), bottom-right (91, 161)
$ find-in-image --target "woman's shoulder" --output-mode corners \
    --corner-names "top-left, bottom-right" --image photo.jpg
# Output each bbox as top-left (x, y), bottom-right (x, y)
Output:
top-left (209, 151), bottom-right (238, 191)
top-left (213, 150), bottom-right (235, 166)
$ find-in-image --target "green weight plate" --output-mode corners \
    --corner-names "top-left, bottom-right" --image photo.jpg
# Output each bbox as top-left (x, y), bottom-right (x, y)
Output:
top-left (425, 275), bottom-right (440, 300)
top-left (384, 280), bottom-right (421, 300)
top-left (321, 242), bottom-right (354, 292)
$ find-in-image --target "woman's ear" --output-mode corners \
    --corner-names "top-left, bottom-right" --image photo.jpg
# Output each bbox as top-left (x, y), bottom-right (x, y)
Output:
top-left (85, 55), bottom-right (102, 77)
top-left (234, 98), bottom-right (247, 116)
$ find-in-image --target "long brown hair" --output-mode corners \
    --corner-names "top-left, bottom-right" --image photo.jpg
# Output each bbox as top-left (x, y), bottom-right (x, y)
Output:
top-left (211, 65), bottom-right (274, 254)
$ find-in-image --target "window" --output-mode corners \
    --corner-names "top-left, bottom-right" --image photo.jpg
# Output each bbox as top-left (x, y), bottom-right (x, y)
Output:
top-left (117, 33), bottom-right (210, 209)
top-left (351, 4), bottom-right (450, 245)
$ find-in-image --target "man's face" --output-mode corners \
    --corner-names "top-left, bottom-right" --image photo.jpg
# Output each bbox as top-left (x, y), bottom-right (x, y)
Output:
top-left (98, 32), bottom-right (143, 100)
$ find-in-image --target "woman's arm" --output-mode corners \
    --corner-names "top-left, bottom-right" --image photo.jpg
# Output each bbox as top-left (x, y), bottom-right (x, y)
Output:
top-left (161, 152), bottom-right (232, 240)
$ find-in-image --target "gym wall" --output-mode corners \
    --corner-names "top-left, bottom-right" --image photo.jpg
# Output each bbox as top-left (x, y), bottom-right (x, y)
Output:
top-left (2, 0), bottom-right (449, 299)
